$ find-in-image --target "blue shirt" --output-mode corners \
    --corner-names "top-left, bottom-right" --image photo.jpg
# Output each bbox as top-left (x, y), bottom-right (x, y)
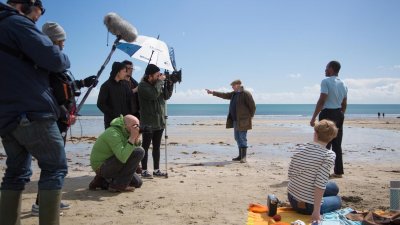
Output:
top-left (320, 76), bottom-right (348, 109)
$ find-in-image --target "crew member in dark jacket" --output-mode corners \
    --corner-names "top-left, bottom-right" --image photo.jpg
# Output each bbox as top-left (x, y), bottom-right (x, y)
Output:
top-left (97, 61), bottom-right (133, 129)
top-left (138, 64), bottom-right (173, 178)
top-left (122, 60), bottom-right (140, 119)
top-left (0, 1), bottom-right (70, 224)
top-left (206, 80), bottom-right (256, 163)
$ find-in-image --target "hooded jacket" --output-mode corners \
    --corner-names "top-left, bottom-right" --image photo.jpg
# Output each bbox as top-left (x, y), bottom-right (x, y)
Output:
top-left (97, 72), bottom-right (133, 128)
top-left (0, 3), bottom-right (71, 135)
top-left (213, 86), bottom-right (256, 131)
top-left (90, 115), bottom-right (140, 171)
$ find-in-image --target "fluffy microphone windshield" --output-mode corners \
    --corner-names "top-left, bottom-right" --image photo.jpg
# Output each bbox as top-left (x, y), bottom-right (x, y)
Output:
top-left (104, 12), bottom-right (138, 42)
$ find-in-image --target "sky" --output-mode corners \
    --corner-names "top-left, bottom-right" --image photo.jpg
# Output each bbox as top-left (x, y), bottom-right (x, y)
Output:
top-left (29, 0), bottom-right (400, 104)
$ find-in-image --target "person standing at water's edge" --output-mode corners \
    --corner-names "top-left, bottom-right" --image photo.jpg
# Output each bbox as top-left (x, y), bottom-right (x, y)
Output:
top-left (310, 61), bottom-right (348, 178)
top-left (206, 80), bottom-right (256, 163)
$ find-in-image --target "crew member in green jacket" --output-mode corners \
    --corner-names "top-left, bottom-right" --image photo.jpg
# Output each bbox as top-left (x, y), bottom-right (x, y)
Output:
top-left (89, 115), bottom-right (144, 192)
top-left (138, 64), bottom-right (173, 179)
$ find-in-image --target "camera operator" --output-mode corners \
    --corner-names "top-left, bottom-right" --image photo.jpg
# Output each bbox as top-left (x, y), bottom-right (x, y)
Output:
top-left (0, 1), bottom-right (70, 224)
top-left (89, 115), bottom-right (145, 192)
top-left (138, 64), bottom-right (173, 179)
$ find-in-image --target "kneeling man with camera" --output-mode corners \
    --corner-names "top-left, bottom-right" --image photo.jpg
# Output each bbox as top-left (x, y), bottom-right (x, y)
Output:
top-left (89, 115), bottom-right (145, 192)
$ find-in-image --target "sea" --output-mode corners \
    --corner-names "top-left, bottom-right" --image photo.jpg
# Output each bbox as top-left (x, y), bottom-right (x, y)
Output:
top-left (78, 104), bottom-right (400, 118)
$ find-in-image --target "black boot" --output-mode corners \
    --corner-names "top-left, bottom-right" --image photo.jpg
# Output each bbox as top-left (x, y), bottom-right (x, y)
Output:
top-left (240, 148), bottom-right (247, 163)
top-left (232, 148), bottom-right (241, 161)
top-left (0, 190), bottom-right (22, 225)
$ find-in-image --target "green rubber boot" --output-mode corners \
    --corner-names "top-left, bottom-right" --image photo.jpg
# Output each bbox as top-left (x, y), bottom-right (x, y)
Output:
top-left (0, 190), bottom-right (22, 225)
top-left (39, 190), bottom-right (62, 225)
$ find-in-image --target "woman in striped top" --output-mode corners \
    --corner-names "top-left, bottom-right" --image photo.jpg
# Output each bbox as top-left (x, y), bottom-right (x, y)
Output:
top-left (287, 119), bottom-right (342, 222)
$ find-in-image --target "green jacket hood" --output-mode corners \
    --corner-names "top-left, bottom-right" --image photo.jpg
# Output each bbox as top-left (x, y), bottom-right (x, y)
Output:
top-left (110, 115), bottom-right (129, 138)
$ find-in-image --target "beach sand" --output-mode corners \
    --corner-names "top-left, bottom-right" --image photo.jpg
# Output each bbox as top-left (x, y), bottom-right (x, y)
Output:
top-left (0, 117), bottom-right (399, 225)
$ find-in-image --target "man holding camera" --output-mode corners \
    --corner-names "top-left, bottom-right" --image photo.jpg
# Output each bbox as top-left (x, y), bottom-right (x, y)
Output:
top-left (0, 1), bottom-right (70, 224)
top-left (138, 64), bottom-right (173, 178)
top-left (206, 80), bottom-right (256, 163)
top-left (89, 115), bottom-right (145, 192)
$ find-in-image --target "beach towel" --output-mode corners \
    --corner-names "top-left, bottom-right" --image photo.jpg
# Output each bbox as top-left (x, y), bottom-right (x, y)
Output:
top-left (247, 206), bottom-right (311, 225)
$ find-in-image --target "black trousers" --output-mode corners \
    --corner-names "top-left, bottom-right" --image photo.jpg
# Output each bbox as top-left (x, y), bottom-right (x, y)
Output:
top-left (141, 129), bottom-right (164, 170)
top-left (319, 108), bottom-right (345, 175)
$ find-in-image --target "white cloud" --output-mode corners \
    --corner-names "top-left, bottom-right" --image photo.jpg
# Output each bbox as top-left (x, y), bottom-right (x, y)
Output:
top-left (288, 73), bottom-right (302, 79)
top-left (344, 78), bottom-right (400, 103)
top-left (394, 65), bottom-right (400, 69)
top-left (81, 78), bottom-right (400, 104)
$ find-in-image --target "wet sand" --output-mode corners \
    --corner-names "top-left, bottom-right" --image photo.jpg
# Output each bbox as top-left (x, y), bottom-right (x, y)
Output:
top-left (0, 116), bottom-right (399, 225)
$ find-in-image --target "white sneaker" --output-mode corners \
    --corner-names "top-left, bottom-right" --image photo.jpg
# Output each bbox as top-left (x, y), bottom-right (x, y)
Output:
top-left (31, 202), bottom-right (71, 216)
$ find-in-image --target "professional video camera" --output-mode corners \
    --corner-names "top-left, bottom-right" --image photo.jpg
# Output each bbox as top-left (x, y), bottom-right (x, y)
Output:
top-left (164, 69), bottom-right (182, 84)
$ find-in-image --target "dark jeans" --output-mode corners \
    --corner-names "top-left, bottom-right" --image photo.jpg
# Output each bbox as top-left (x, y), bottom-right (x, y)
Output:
top-left (99, 147), bottom-right (144, 187)
top-left (141, 129), bottom-right (164, 170)
top-left (233, 121), bottom-right (248, 148)
top-left (288, 181), bottom-right (342, 214)
top-left (319, 108), bottom-right (345, 175)
top-left (1, 119), bottom-right (67, 190)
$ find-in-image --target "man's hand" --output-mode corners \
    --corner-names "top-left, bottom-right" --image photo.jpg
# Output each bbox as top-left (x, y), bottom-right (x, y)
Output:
top-left (159, 74), bottom-right (166, 81)
top-left (310, 119), bottom-right (316, 127)
top-left (83, 75), bottom-right (97, 87)
top-left (128, 124), bottom-right (140, 144)
top-left (205, 89), bottom-right (213, 94)
top-left (311, 210), bottom-right (321, 223)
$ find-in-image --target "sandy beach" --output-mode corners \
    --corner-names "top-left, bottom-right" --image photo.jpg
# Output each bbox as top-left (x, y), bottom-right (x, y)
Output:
top-left (0, 116), bottom-right (399, 225)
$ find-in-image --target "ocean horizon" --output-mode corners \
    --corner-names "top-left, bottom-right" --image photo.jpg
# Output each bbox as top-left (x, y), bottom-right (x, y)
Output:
top-left (77, 104), bottom-right (400, 118)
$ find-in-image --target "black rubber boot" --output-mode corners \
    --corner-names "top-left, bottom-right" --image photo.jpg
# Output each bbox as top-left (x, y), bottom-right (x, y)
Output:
top-left (39, 189), bottom-right (62, 225)
top-left (240, 148), bottom-right (247, 163)
top-left (0, 190), bottom-right (22, 225)
top-left (232, 148), bottom-right (241, 161)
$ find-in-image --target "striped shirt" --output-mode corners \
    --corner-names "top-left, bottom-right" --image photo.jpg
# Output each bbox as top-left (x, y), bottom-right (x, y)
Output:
top-left (287, 142), bottom-right (336, 204)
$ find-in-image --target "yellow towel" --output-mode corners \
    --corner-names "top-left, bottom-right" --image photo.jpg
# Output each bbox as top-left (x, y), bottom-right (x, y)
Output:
top-left (247, 207), bottom-right (311, 225)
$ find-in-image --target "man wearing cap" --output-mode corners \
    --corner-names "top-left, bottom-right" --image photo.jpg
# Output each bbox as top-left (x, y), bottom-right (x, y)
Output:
top-left (97, 61), bottom-right (133, 129)
top-left (206, 80), bottom-right (256, 163)
top-left (0, 1), bottom-right (70, 224)
top-left (138, 64), bottom-right (173, 178)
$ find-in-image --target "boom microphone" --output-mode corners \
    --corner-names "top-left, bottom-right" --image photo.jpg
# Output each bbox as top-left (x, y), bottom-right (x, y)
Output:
top-left (104, 12), bottom-right (138, 42)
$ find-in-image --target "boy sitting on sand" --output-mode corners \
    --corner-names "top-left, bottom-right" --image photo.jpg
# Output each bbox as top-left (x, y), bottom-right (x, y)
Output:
top-left (287, 119), bottom-right (342, 222)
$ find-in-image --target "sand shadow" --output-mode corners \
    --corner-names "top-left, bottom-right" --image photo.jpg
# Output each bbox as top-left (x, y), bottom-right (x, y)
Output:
top-left (174, 160), bottom-right (235, 167)
top-left (22, 175), bottom-right (120, 203)
top-left (269, 180), bottom-right (289, 188)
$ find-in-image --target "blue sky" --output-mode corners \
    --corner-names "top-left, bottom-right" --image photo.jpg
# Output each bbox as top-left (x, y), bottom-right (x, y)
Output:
top-left (34, 0), bottom-right (400, 104)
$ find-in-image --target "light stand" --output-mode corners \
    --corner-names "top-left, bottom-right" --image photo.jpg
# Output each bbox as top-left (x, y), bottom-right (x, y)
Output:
top-left (164, 100), bottom-right (169, 178)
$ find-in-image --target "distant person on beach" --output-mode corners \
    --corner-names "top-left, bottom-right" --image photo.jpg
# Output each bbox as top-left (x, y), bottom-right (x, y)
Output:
top-left (378, 112), bottom-right (381, 118)
top-left (206, 79), bottom-right (256, 163)
top-left (97, 61), bottom-right (133, 129)
top-left (123, 60), bottom-right (140, 119)
top-left (0, 1), bottom-right (70, 224)
top-left (310, 60), bottom-right (347, 178)
top-left (89, 115), bottom-right (144, 192)
top-left (288, 119), bottom-right (342, 221)
top-left (382, 112), bottom-right (385, 118)
top-left (138, 64), bottom-right (173, 178)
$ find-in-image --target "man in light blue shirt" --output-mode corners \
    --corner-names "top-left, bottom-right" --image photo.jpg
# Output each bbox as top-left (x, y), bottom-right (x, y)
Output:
top-left (310, 61), bottom-right (348, 178)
